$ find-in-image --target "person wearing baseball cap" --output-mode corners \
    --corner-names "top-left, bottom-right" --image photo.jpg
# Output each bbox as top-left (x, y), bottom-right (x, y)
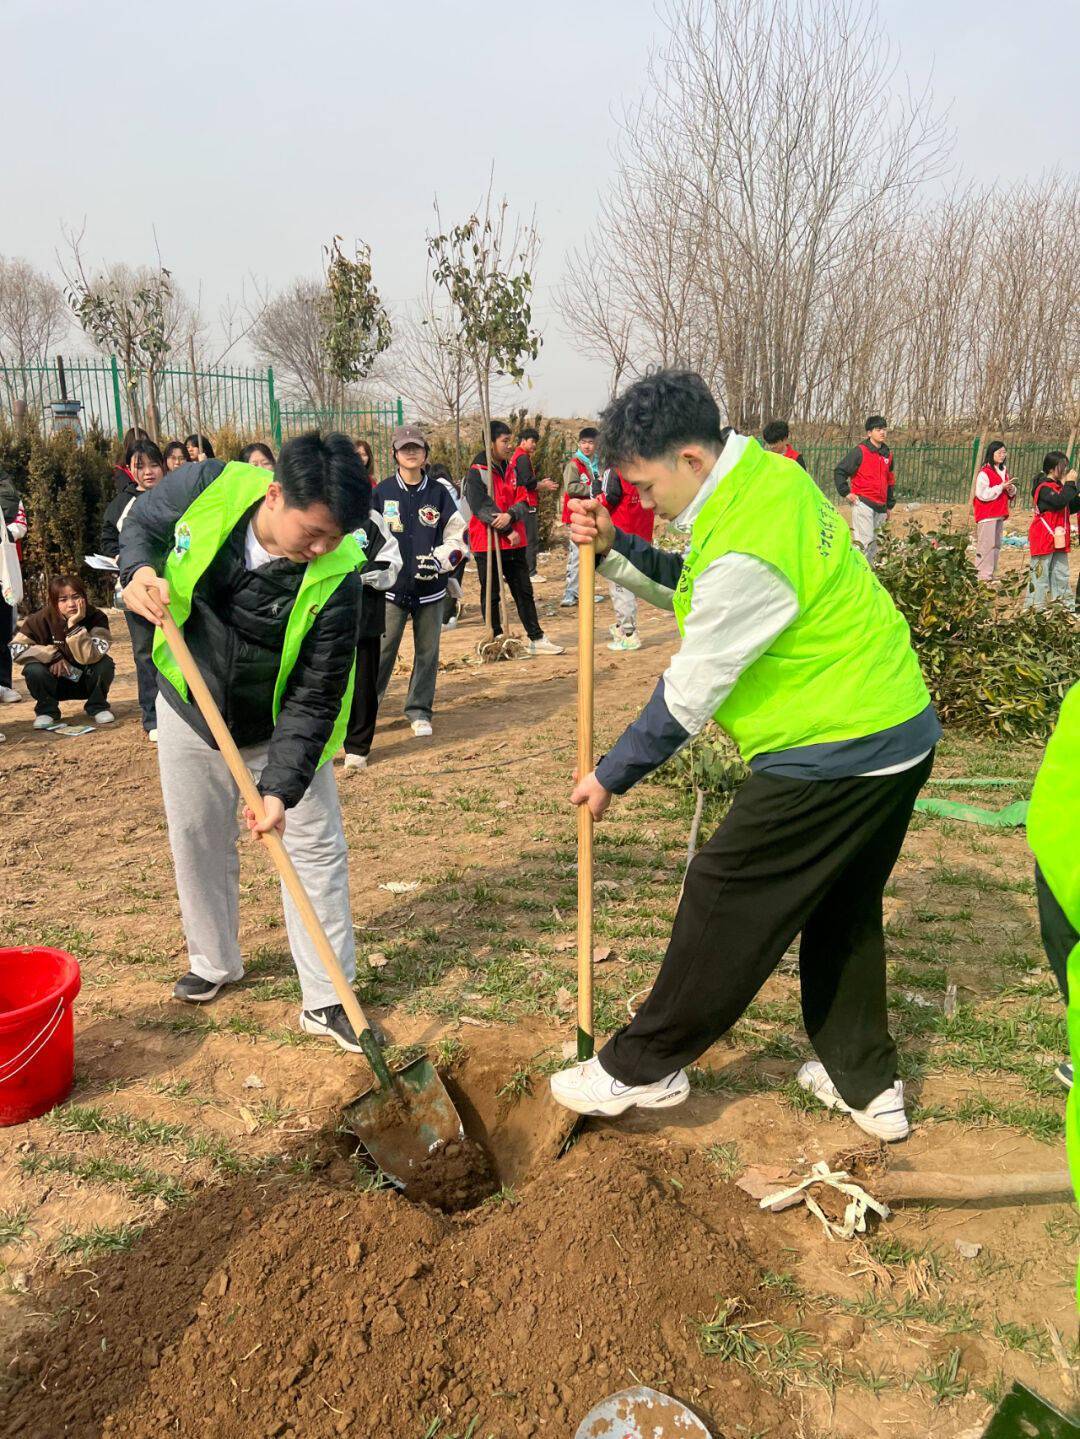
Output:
top-left (372, 425), bottom-right (467, 738)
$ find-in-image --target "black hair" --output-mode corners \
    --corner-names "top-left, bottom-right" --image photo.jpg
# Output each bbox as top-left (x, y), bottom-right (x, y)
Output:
top-left (983, 439), bottom-right (1006, 467)
top-left (128, 440), bottom-right (164, 469)
top-left (163, 440), bottom-right (187, 464)
top-left (276, 431), bottom-right (370, 533)
top-left (578, 426), bottom-right (599, 441)
top-left (865, 415), bottom-right (887, 432)
top-left (427, 463), bottom-right (453, 482)
top-left (1041, 450), bottom-right (1069, 476)
top-left (597, 370), bottom-right (722, 468)
top-left (490, 420), bottom-right (512, 442)
top-left (762, 420), bottom-right (790, 445)
top-left (122, 427), bottom-right (151, 464)
top-left (240, 441), bottom-right (276, 466)
top-left (184, 432), bottom-right (215, 459)
top-left (519, 426), bottom-right (540, 443)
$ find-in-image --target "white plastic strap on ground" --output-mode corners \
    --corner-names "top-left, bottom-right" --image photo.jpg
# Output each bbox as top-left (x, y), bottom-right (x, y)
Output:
top-left (0, 1000), bottom-right (65, 1084)
top-left (760, 1161), bottom-right (891, 1240)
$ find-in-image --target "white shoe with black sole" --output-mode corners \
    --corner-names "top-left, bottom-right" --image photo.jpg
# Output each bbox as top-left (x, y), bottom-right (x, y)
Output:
top-left (300, 1004), bottom-right (364, 1053)
top-left (796, 1060), bottom-right (909, 1142)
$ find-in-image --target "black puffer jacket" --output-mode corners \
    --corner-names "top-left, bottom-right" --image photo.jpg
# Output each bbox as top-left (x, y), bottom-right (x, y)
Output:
top-left (100, 474), bottom-right (142, 560)
top-left (119, 460), bottom-right (362, 807)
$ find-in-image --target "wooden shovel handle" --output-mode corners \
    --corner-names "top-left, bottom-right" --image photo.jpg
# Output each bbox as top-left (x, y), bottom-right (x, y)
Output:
top-left (577, 542), bottom-right (595, 1060)
top-left (158, 610), bottom-right (388, 1084)
top-left (883, 1168), bottom-right (1072, 1205)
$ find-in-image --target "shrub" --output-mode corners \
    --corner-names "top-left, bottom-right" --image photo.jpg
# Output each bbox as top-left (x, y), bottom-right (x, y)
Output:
top-left (876, 525), bottom-right (1078, 738)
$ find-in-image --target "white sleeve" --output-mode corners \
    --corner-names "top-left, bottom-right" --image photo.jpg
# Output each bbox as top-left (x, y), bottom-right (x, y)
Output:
top-left (975, 472), bottom-right (1004, 502)
top-left (360, 510), bottom-right (402, 592)
top-left (434, 510), bottom-right (468, 569)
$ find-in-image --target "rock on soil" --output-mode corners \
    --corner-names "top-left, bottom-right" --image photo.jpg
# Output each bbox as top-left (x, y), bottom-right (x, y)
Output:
top-left (0, 1132), bottom-right (795, 1438)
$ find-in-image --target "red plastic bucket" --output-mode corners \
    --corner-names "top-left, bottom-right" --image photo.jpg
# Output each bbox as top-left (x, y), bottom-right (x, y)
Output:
top-left (0, 947), bottom-right (81, 1125)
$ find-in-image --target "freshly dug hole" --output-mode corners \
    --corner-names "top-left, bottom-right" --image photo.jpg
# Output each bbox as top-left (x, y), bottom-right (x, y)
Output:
top-left (1, 1132), bottom-right (798, 1439)
top-left (401, 1136), bottom-right (499, 1211)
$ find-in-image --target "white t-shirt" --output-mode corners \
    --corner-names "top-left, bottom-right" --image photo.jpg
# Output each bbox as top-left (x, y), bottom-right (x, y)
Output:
top-left (244, 521), bottom-right (275, 571)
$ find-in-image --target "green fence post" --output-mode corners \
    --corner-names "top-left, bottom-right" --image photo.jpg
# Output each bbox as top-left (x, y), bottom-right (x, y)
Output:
top-left (267, 367), bottom-right (281, 449)
top-left (396, 397), bottom-right (404, 425)
top-left (109, 356), bottom-right (124, 438)
top-left (970, 436), bottom-right (980, 482)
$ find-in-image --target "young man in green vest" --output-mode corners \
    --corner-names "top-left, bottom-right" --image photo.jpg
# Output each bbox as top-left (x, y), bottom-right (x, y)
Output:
top-left (551, 371), bottom-right (940, 1142)
top-left (120, 432), bottom-right (372, 1052)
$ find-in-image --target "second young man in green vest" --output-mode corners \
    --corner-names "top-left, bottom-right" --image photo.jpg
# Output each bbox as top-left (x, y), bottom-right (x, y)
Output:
top-left (551, 372), bottom-right (940, 1141)
top-left (120, 432), bottom-right (372, 1053)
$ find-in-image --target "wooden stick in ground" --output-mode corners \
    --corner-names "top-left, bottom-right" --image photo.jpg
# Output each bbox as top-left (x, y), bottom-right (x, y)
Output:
top-left (577, 538), bottom-right (596, 1061)
top-left (157, 609), bottom-right (392, 1090)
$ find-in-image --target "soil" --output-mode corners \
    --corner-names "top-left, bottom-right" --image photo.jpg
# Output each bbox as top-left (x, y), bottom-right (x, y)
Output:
top-left (401, 1137), bottom-right (499, 1212)
top-left (0, 1133), bottom-right (794, 1439)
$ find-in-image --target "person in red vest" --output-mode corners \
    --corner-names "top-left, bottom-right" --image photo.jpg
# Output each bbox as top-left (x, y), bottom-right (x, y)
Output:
top-left (972, 440), bottom-right (1017, 582)
top-left (1027, 451), bottom-right (1078, 611)
top-left (507, 426), bottom-right (558, 581)
top-left (762, 420), bottom-right (808, 470)
top-left (833, 415), bottom-right (895, 564)
top-left (600, 466), bottom-right (655, 651)
top-left (463, 421), bottom-right (564, 655)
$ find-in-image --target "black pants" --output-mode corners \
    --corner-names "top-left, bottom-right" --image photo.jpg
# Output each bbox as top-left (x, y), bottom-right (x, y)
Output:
top-left (343, 634), bottom-right (381, 757)
top-left (1035, 863), bottom-right (1075, 1003)
top-left (523, 508), bottom-right (540, 576)
top-left (0, 594), bottom-right (12, 687)
top-left (475, 548), bottom-right (542, 641)
top-left (24, 655), bottom-right (116, 719)
top-left (600, 754), bottom-right (935, 1110)
top-left (125, 610), bottom-right (158, 731)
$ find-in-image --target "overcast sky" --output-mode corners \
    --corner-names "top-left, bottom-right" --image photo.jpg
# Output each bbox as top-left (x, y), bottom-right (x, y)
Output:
top-left (1, 0), bottom-right (1077, 417)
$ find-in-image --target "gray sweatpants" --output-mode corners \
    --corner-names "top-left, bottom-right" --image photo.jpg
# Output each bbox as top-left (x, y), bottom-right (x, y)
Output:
top-left (156, 701), bottom-right (356, 1011)
top-left (610, 583), bottom-right (638, 634)
top-left (851, 499), bottom-right (888, 564)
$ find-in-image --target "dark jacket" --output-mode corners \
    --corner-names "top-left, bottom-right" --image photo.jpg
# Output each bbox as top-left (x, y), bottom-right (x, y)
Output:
top-left (119, 460), bottom-right (362, 808)
top-left (1033, 476), bottom-right (1080, 513)
top-left (100, 475), bottom-right (142, 560)
top-left (463, 453), bottom-right (531, 528)
top-left (356, 509), bottom-right (402, 640)
top-left (375, 472), bottom-right (462, 611)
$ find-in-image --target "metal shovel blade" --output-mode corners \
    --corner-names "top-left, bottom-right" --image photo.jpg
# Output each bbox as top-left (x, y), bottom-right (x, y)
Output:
top-left (980, 1382), bottom-right (1079, 1438)
top-left (575, 1387), bottom-right (710, 1438)
top-left (341, 1053), bottom-right (464, 1184)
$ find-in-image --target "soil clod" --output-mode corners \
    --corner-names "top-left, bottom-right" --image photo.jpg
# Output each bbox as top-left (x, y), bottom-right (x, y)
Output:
top-left (401, 1135), bottom-right (499, 1211)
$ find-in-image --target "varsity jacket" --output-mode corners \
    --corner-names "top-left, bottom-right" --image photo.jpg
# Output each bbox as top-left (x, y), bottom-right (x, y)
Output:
top-left (375, 472), bottom-right (466, 610)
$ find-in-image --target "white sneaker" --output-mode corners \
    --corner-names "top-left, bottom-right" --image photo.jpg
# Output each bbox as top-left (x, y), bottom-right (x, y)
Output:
top-left (33, 714), bottom-right (57, 730)
top-left (527, 636), bottom-right (565, 656)
top-left (530, 573), bottom-right (546, 585)
top-left (549, 1055), bottom-right (690, 1116)
top-left (146, 728), bottom-right (158, 743)
top-left (411, 719), bottom-right (433, 738)
top-left (0, 686), bottom-right (21, 704)
top-left (442, 615), bottom-right (459, 630)
top-left (796, 1060), bottom-right (909, 1142)
top-left (607, 631), bottom-right (641, 652)
top-left (342, 752), bottom-right (368, 771)
top-left (93, 710), bottom-right (116, 725)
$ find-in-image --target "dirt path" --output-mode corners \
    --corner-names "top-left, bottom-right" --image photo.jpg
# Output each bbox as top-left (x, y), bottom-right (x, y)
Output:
top-left (0, 541), bottom-right (1074, 1437)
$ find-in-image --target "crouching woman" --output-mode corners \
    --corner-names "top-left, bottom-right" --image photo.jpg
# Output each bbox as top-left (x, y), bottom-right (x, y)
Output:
top-left (10, 575), bottom-right (115, 728)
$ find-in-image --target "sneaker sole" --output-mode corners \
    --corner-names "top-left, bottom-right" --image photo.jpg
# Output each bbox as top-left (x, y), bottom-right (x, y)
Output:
top-left (549, 1077), bottom-right (690, 1118)
top-left (299, 1012), bottom-right (363, 1053)
top-left (173, 981), bottom-right (225, 1004)
top-left (1054, 1066), bottom-right (1073, 1090)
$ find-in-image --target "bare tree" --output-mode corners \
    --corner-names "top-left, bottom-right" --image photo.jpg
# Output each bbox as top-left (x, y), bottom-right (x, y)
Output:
top-left (555, 241), bottom-right (636, 399)
top-left (0, 258), bottom-right (68, 374)
top-left (251, 278), bottom-right (332, 409)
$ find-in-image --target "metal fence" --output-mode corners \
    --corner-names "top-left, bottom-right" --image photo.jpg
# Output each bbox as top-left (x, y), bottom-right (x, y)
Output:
top-left (800, 440), bottom-right (1077, 510)
top-left (0, 355), bottom-right (404, 464)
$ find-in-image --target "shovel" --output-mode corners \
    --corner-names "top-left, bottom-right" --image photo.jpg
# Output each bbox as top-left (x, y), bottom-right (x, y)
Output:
top-left (980, 1382), bottom-right (1077, 1438)
top-left (577, 534), bottom-right (595, 1060)
top-left (575, 1387), bottom-right (709, 1438)
top-left (158, 610), bottom-right (463, 1183)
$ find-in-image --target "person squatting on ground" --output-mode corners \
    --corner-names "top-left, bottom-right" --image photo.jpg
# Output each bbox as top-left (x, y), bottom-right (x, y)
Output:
top-left (599, 464), bottom-right (654, 651)
top-left (971, 440), bottom-right (1017, 583)
top-left (101, 440), bottom-right (165, 740)
top-left (560, 426), bottom-right (602, 606)
top-left (550, 371), bottom-right (941, 1144)
top-left (1026, 451), bottom-right (1078, 611)
top-left (833, 415), bottom-right (895, 564)
top-left (375, 425), bottom-right (467, 737)
top-left (762, 419), bottom-right (808, 470)
top-left (0, 465), bottom-right (27, 706)
top-left (507, 426), bottom-right (558, 580)
top-left (11, 574), bottom-right (115, 727)
top-left (464, 422), bottom-right (564, 656)
top-left (119, 432), bottom-right (372, 1053)
top-left (341, 499), bottom-right (402, 773)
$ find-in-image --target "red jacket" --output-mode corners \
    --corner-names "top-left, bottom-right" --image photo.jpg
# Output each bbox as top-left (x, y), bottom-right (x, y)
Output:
top-left (508, 446), bottom-right (538, 510)
top-left (851, 444), bottom-right (894, 507)
top-left (601, 471), bottom-right (654, 543)
top-left (783, 444), bottom-right (802, 464)
top-left (973, 464), bottom-right (1012, 523)
top-left (562, 456), bottom-right (596, 525)
top-left (467, 460), bottom-right (527, 554)
top-left (1029, 481), bottom-right (1071, 557)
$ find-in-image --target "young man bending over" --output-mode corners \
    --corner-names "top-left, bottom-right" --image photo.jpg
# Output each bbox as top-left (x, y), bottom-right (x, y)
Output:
top-left (120, 432), bottom-right (372, 1053)
top-left (550, 372), bottom-right (940, 1142)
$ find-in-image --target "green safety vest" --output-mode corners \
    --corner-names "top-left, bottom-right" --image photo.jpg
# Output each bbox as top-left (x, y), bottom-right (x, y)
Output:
top-left (671, 439), bottom-right (931, 761)
top-left (1027, 683), bottom-right (1080, 1303)
top-left (152, 461), bottom-right (365, 768)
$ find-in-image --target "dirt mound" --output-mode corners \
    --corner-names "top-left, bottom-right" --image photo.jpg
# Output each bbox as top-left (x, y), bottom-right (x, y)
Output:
top-left (0, 1132), bottom-right (795, 1438)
